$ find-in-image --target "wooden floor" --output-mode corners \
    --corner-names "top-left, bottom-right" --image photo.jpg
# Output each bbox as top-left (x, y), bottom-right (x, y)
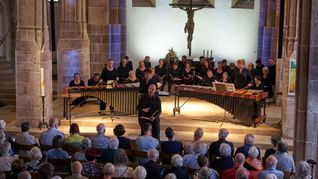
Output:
top-left (1, 96), bottom-right (292, 151)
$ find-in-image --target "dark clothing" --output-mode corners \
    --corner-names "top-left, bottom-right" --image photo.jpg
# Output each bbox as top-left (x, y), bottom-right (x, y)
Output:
top-left (155, 65), bottom-right (167, 91)
top-left (69, 80), bottom-right (86, 105)
top-left (231, 68), bottom-right (253, 89)
top-left (143, 160), bottom-right (163, 179)
top-left (144, 61), bottom-right (152, 68)
top-left (268, 64), bottom-right (276, 84)
top-left (255, 64), bottom-right (264, 77)
top-left (137, 94), bottom-right (161, 140)
top-left (164, 166), bottom-right (188, 179)
top-left (127, 61), bottom-right (133, 71)
top-left (235, 144), bottom-right (261, 159)
top-left (167, 67), bottom-right (183, 92)
top-left (228, 67), bottom-right (238, 77)
top-left (250, 83), bottom-right (265, 90)
top-left (214, 69), bottom-right (223, 81)
top-left (182, 69), bottom-right (194, 85)
top-left (69, 80), bottom-right (85, 87)
top-left (161, 140), bottom-right (183, 164)
top-left (249, 68), bottom-right (257, 79)
top-left (87, 78), bottom-right (99, 86)
top-left (213, 156), bottom-right (234, 171)
top-left (101, 67), bottom-right (117, 82)
top-left (117, 65), bottom-right (131, 83)
top-left (99, 149), bottom-right (117, 164)
top-left (138, 77), bottom-right (159, 95)
top-left (262, 76), bottom-right (274, 97)
top-left (136, 68), bottom-right (145, 81)
top-left (264, 148), bottom-right (276, 160)
top-left (123, 78), bottom-right (140, 84)
top-left (200, 76), bottom-right (215, 87)
top-left (117, 136), bottom-right (131, 150)
top-left (209, 139), bottom-right (234, 159)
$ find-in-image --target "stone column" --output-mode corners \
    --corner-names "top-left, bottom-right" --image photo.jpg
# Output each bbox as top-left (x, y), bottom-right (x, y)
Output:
top-left (294, 0), bottom-right (318, 177)
top-left (57, 0), bottom-right (90, 92)
top-left (15, 0), bottom-right (53, 127)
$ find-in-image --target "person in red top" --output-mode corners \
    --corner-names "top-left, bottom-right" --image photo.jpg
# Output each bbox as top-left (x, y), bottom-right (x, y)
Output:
top-left (221, 153), bottom-right (255, 179)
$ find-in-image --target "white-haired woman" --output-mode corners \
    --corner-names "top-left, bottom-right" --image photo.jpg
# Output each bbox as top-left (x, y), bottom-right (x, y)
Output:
top-left (213, 143), bottom-right (234, 171)
top-left (164, 154), bottom-right (187, 179)
top-left (25, 146), bottom-right (43, 172)
top-left (244, 146), bottom-right (263, 171)
top-left (134, 166), bottom-right (147, 179)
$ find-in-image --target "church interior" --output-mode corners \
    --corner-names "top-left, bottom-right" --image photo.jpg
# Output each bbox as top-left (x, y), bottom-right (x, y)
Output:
top-left (0, 0), bottom-right (317, 178)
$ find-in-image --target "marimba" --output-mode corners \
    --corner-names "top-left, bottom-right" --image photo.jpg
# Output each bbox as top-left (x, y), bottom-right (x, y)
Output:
top-left (173, 85), bottom-right (268, 127)
top-left (62, 84), bottom-right (139, 119)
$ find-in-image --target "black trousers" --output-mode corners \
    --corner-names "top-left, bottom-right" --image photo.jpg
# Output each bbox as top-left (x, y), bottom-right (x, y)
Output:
top-left (100, 101), bottom-right (106, 110)
top-left (138, 117), bottom-right (160, 141)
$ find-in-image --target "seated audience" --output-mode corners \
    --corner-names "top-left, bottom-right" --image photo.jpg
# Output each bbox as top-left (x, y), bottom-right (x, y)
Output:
top-left (183, 142), bottom-right (207, 170)
top-left (82, 148), bottom-right (104, 178)
top-left (65, 161), bottom-right (88, 179)
top-left (200, 69), bottom-right (215, 87)
top-left (39, 117), bottom-right (64, 146)
top-left (236, 167), bottom-right (250, 179)
top-left (134, 166), bottom-right (147, 179)
top-left (213, 143), bottom-right (234, 171)
top-left (46, 135), bottom-right (69, 159)
top-left (0, 141), bottom-right (15, 172)
top-left (124, 70), bottom-right (140, 83)
top-left (143, 148), bottom-right (163, 179)
top-left (183, 143), bottom-right (193, 155)
top-left (103, 163), bottom-right (115, 179)
top-left (65, 123), bottom-right (85, 147)
top-left (258, 155), bottom-right (283, 179)
top-left (39, 162), bottom-right (61, 179)
top-left (99, 137), bottom-right (119, 164)
top-left (197, 154), bottom-right (219, 178)
top-left (291, 161), bottom-right (311, 179)
top-left (163, 154), bottom-right (187, 179)
top-left (7, 159), bottom-right (24, 179)
top-left (113, 149), bottom-right (134, 178)
top-left (18, 171), bottom-right (31, 179)
top-left (155, 59), bottom-right (167, 91)
top-left (235, 134), bottom-right (261, 159)
top-left (209, 128), bottom-right (234, 166)
top-left (222, 153), bottom-right (254, 179)
top-left (198, 166), bottom-right (217, 179)
top-left (192, 128), bottom-right (208, 154)
top-left (136, 61), bottom-right (146, 81)
top-left (113, 124), bottom-right (131, 150)
top-left (244, 146), bottom-right (263, 171)
top-left (87, 73), bottom-right (100, 86)
top-left (275, 141), bottom-right (295, 172)
top-left (25, 146), bottom-right (43, 172)
top-left (164, 173), bottom-right (177, 179)
top-left (15, 122), bottom-right (37, 156)
top-left (264, 135), bottom-right (281, 160)
top-left (91, 123), bottom-right (109, 149)
top-left (74, 138), bottom-right (91, 161)
top-left (161, 127), bottom-right (183, 155)
top-left (136, 123), bottom-right (159, 164)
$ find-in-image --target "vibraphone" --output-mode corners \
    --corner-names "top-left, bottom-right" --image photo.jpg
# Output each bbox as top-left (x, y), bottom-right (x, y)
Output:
top-left (63, 85), bottom-right (139, 119)
top-left (173, 85), bottom-right (268, 127)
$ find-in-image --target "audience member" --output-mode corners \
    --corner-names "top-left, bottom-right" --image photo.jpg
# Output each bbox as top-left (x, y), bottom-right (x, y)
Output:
top-left (39, 117), bottom-right (64, 146)
top-left (244, 146), bottom-right (263, 171)
top-left (65, 123), bottom-right (85, 147)
top-left (113, 149), bottom-right (134, 178)
top-left (291, 161), bottom-right (311, 179)
top-left (164, 154), bottom-right (187, 179)
top-left (275, 141), bottom-right (295, 172)
top-left (198, 166), bottom-right (217, 179)
top-left (164, 173), bottom-right (177, 179)
top-left (65, 161), bottom-right (88, 179)
top-left (82, 148), bottom-right (104, 178)
top-left (197, 154), bottom-right (219, 178)
top-left (74, 138), bottom-right (91, 161)
top-left (113, 124), bottom-right (131, 150)
top-left (161, 127), bottom-right (183, 164)
top-left (15, 122), bottom-right (37, 156)
top-left (264, 135), bottom-right (281, 160)
top-left (39, 162), bottom-right (61, 179)
top-left (183, 143), bottom-right (193, 155)
top-left (18, 171), bottom-right (31, 179)
top-left (136, 122), bottom-right (159, 164)
top-left (134, 166), bottom-right (147, 179)
top-left (143, 148), bottom-right (163, 179)
top-left (236, 167), bottom-right (249, 179)
top-left (183, 142), bottom-right (207, 170)
top-left (0, 141), bottom-right (15, 172)
top-left (103, 163), bottom-right (115, 179)
top-left (46, 135), bottom-right (69, 159)
top-left (99, 137), bottom-right (119, 164)
top-left (258, 155), bottom-right (283, 179)
top-left (209, 128), bottom-right (234, 166)
top-left (235, 134), bottom-right (261, 159)
top-left (213, 143), bottom-right (234, 171)
top-left (192, 128), bottom-right (208, 154)
top-left (91, 123), bottom-right (109, 149)
top-left (265, 174), bottom-right (278, 179)
top-left (222, 153), bottom-right (253, 179)
top-left (25, 146), bottom-right (43, 172)
top-left (7, 159), bottom-right (24, 179)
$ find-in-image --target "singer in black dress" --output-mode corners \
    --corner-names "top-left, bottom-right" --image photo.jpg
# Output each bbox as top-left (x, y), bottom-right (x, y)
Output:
top-left (137, 84), bottom-right (161, 140)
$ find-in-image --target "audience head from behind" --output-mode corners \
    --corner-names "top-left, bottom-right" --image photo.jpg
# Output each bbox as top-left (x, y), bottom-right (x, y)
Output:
top-left (244, 134), bottom-right (255, 145)
top-left (277, 140), bottom-right (288, 153)
top-left (52, 135), bottom-right (64, 149)
top-left (248, 146), bottom-right (259, 159)
top-left (171, 154), bottom-right (183, 168)
top-left (164, 173), bottom-right (177, 179)
top-left (193, 142), bottom-right (207, 155)
top-left (219, 143), bottom-right (232, 158)
top-left (81, 137), bottom-right (91, 151)
top-left (234, 153), bottom-right (246, 167)
top-left (49, 117), bottom-right (59, 129)
top-left (11, 159), bottom-right (25, 175)
top-left (218, 128), bottom-right (229, 140)
top-left (18, 171), bottom-right (31, 179)
top-left (39, 162), bottom-right (55, 179)
top-left (0, 141), bottom-right (11, 155)
top-left (134, 166), bottom-right (147, 179)
top-left (295, 161), bottom-right (311, 179)
top-left (109, 136), bottom-right (119, 149)
top-left (143, 122), bottom-right (153, 136)
top-left (198, 166), bottom-right (213, 179)
top-left (183, 143), bottom-right (193, 155)
top-left (96, 123), bottom-right (106, 135)
top-left (147, 148), bottom-right (159, 162)
top-left (165, 127), bottom-right (176, 141)
top-left (193, 127), bottom-right (204, 142)
top-left (21, 122), bottom-right (31, 133)
top-left (71, 161), bottom-right (83, 176)
top-left (69, 123), bottom-right (80, 135)
top-left (114, 149), bottom-right (129, 166)
top-left (236, 167), bottom-right (249, 179)
top-left (28, 146), bottom-right (42, 162)
top-left (265, 174), bottom-right (278, 179)
top-left (113, 124), bottom-right (126, 137)
top-left (103, 163), bottom-right (115, 179)
top-left (0, 120), bottom-right (6, 130)
top-left (266, 155), bottom-right (278, 169)
top-left (270, 135), bottom-right (281, 148)
top-left (85, 148), bottom-right (99, 162)
top-left (197, 154), bottom-right (209, 168)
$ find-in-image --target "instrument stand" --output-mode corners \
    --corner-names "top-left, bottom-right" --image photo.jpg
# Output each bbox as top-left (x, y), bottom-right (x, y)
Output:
top-left (38, 95), bottom-right (49, 130)
top-left (102, 105), bottom-right (120, 122)
top-left (219, 110), bottom-right (227, 128)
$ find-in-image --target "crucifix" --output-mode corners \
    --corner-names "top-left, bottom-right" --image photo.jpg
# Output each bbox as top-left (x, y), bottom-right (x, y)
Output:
top-left (170, 0), bottom-right (210, 56)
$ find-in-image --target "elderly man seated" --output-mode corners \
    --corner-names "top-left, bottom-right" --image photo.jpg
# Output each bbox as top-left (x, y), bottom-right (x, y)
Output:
top-left (258, 155), bottom-right (284, 179)
top-left (163, 154), bottom-right (187, 179)
top-left (209, 128), bottom-right (234, 165)
top-left (275, 141), bottom-right (295, 172)
top-left (39, 117), bottom-right (64, 146)
top-left (212, 143), bottom-right (234, 171)
top-left (183, 142), bottom-right (207, 170)
top-left (134, 166), bottom-right (147, 179)
top-left (222, 153), bottom-right (254, 179)
top-left (46, 135), bottom-right (69, 159)
top-left (99, 137), bottom-right (119, 164)
top-left (65, 161), bottom-right (88, 179)
top-left (198, 167), bottom-right (218, 179)
top-left (142, 148), bottom-right (163, 179)
top-left (244, 146), bottom-right (263, 171)
top-left (292, 161), bottom-right (311, 179)
top-left (0, 141), bottom-right (15, 172)
top-left (235, 134), bottom-right (261, 159)
top-left (15, 122), bottom-right (37, 156)
top-left (91, 123), bottom-right (109, 149)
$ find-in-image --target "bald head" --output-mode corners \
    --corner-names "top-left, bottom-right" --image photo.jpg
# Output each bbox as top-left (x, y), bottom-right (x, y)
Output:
top-left (71, 161), bottom-right (82, 174)
top-left (234, 153), bottom-right (246, 167)
top-left (266, 155), bottom-right (278, 169)
top-left (18, 171), bottom-right (31, 179)
top-left (49, 117), bottom-right (59, 128)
